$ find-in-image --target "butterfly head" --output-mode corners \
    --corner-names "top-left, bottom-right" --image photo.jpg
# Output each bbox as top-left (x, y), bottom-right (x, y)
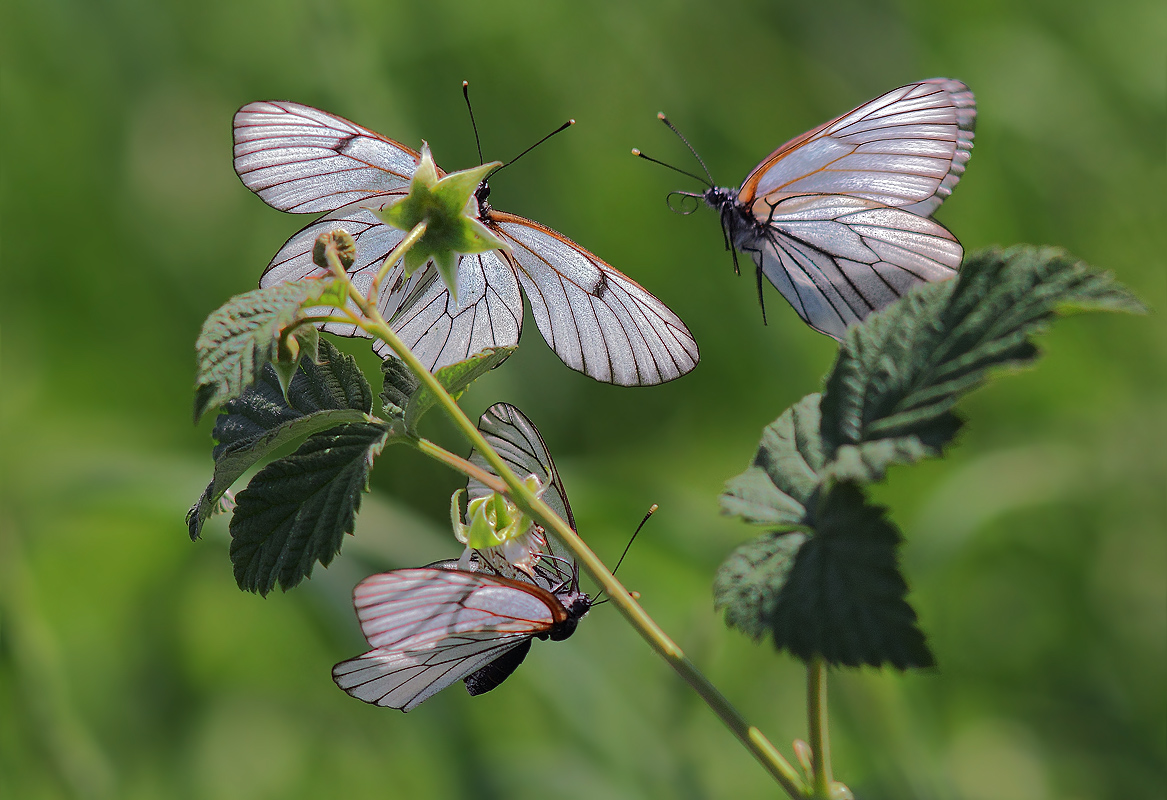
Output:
top-left (548, 591), bottom-right (592, 641)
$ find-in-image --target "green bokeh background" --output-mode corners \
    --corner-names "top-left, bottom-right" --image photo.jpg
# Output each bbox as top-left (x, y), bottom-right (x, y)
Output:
top-left (2, 1), bottom-right (1163, 798)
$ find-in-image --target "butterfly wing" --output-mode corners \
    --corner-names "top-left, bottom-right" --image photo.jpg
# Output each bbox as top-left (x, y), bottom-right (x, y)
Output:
top-left (255, 196), bottom-right (523, 369)
top-left (744, 195), bottom-right (961, 339)
top-left (233, 101), bottom-right (424, 214)
top-left (490, 213), bottom-right (699, 386)
top-left (371, 250), bottom-right (524, 373)
top-left (332, 569), bottom-right (562, 711)
top-left (467, 403), bottom-right (574, 531)
top-left (739, 79), bottom-right (976, 217)
top-left (464, 403), bottom-right (578, 589)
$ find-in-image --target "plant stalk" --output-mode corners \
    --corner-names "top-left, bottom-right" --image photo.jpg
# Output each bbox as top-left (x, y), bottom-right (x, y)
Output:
top-left (323, 234), bottom-right (807, 797)
top-left (808, 657), bottom-right (832, 797)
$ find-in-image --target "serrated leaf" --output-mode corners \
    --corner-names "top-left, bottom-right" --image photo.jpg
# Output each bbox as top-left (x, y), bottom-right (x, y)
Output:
top-left (229, 421), bottom-right (391, 595)
top-left (714, 483), bottom-right (933, 669)
top-left (820, 245), bottom-right (1145, 482)
top-left (380, 357), bottom-right (420, 420)
top-left (404, 346), bottom-right (517, 433)
top-left (193, 278), bottom-right (344, 421)
top-left (720, 394), bottom-right (824, 528)
top-left (187, 339), bottom-right (378, 539)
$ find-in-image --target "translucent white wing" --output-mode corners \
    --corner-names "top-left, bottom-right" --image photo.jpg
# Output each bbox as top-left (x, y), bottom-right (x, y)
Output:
top-left (256, 198), bottom-right (522, 369)
top-left (371, 250), bottom-right (524, 373)
top-left (465, 403), bottom-right (577, 588)
top-left (742, 195), bottom-right (961, 339)
top-left (257, 197), bottom-right (407, 339)
top-left (332, 569), bottom-right (560, 711)
top-left (234, 101), bottom-right (423, 214)
top-left (740, 79), bottom-right (975, 218)
top-left (491, 213), bottom-right (700, 386)
top-left (466, 403), bottom-right (574, 530)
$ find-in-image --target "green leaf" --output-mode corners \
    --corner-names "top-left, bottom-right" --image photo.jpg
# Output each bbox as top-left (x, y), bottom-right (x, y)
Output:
top-left (193, 278), bottom-right (345, 421)
top-left (819, 245), bottom-right (1145, 482)
top-left (404, 346), bottom-right (517, 433)
top-left (186, 339), bottom-right (378, 540)
top-left (720, 394), bottom-right (825, 528)
top-left (380, 357), bottom-right (420, 419)
top-left (229, 421), bottom-right (391, 595)
top-left (714, 483), bottom-right (933, 669)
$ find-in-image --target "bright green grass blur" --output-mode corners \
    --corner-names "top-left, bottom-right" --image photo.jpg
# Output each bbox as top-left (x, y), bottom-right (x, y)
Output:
top-left (2, 1), bottom-right (1163, 798)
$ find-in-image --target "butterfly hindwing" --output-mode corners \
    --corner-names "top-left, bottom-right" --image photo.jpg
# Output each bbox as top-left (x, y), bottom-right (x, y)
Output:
top-left (332, 569), bottom-right (563, 711)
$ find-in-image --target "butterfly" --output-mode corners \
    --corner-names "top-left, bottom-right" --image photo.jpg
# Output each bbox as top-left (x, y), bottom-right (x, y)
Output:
top-left (233, 100), bottom-right (700, 385)
top-left (644, 78), bottom-right (975, 339)
top-left (332, 403), bottom-right (589, 710)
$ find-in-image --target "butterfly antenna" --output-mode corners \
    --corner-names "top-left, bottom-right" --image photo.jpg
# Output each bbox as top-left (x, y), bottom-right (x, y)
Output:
top-left (462, 81), bottom-right (484, 164)
top-left (498, 119), bottom-right (575, 173)
top-left (591, 504), bottom-right (658, 604)
top-left (656, 112), bottom-right (716, 186)
top-left (630, 148), bottom-right (711, 188)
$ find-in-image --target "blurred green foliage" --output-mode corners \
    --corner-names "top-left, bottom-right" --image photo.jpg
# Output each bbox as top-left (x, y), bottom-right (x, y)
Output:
top-left (1, 0), bottom-right (1163, 798)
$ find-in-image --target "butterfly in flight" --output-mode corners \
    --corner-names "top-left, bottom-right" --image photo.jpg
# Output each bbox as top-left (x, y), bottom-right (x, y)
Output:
top-left (233, 94), bottom-right (699, 385)
top-left (637, 78), bottom-right (975, 339)
top-left (332, 403), bottom-right (590, 710)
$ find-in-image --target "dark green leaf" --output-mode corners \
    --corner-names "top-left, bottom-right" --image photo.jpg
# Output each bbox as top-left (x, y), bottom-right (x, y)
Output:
top-left (380, 357), bottom-right (420, 420)
top-left (720, 394), bottom-right (824, 528)
top-left (714, 484), bottom-right (932, 669)
top-left (404, 346), bottom-right (517, 433)
top-left (820, 246), bottom-right (1145, 482)
top-left (187, 339), bottom-right (378, 540)
top-left (229, 421), bottom-right (391, 595)
top-left (193, 278), bottom-right (345, 421)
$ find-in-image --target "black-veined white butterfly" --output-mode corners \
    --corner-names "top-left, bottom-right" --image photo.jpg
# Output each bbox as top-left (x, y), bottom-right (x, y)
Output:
top-left (234, 100), bottom-right (700, 385)
top-left (332, 403), bottom-right (589, 710)
top-left (641, 78), bottom-right (975, 339)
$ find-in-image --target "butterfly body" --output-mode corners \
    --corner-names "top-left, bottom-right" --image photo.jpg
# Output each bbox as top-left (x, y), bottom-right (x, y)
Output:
top-left (666, 79), bottom-right (975, 339)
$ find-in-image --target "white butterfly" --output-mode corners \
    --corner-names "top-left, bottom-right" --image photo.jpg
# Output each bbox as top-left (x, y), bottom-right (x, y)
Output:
top-left (234, 101), bottom-right (700, 385)
top-left (652, 78), bottom-right (975, 338)
top-left (333, 403), bottom-right (589, 710)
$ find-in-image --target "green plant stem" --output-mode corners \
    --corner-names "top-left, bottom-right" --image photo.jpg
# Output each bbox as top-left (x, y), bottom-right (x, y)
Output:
top-left (323, 234), bottom-right (807, 798)
top-left (367, 222), bottom-right (430, 303)
top-left (808, 657), bottom-right (832, 797)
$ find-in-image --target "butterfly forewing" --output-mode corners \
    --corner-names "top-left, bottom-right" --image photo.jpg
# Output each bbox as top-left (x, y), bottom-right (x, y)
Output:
top-left (492, 214), bottom-right (700, 386)
top-left (740, 79), bottom-right (976, 218)
top-left (234, 101), bottom-right (424, 214)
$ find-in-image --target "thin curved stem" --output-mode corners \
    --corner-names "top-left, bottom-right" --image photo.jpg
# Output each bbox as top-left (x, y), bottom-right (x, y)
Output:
top-left (808, 657), bottom-right (832, 797)
top-left (320, 234), bottom-right (808, 797)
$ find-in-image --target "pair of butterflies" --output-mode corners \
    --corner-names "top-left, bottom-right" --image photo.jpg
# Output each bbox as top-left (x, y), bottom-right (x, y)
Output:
top-left (233, 78), bottom-right (975, 385)
top-left (332, 403), bottom-right (590, 711)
